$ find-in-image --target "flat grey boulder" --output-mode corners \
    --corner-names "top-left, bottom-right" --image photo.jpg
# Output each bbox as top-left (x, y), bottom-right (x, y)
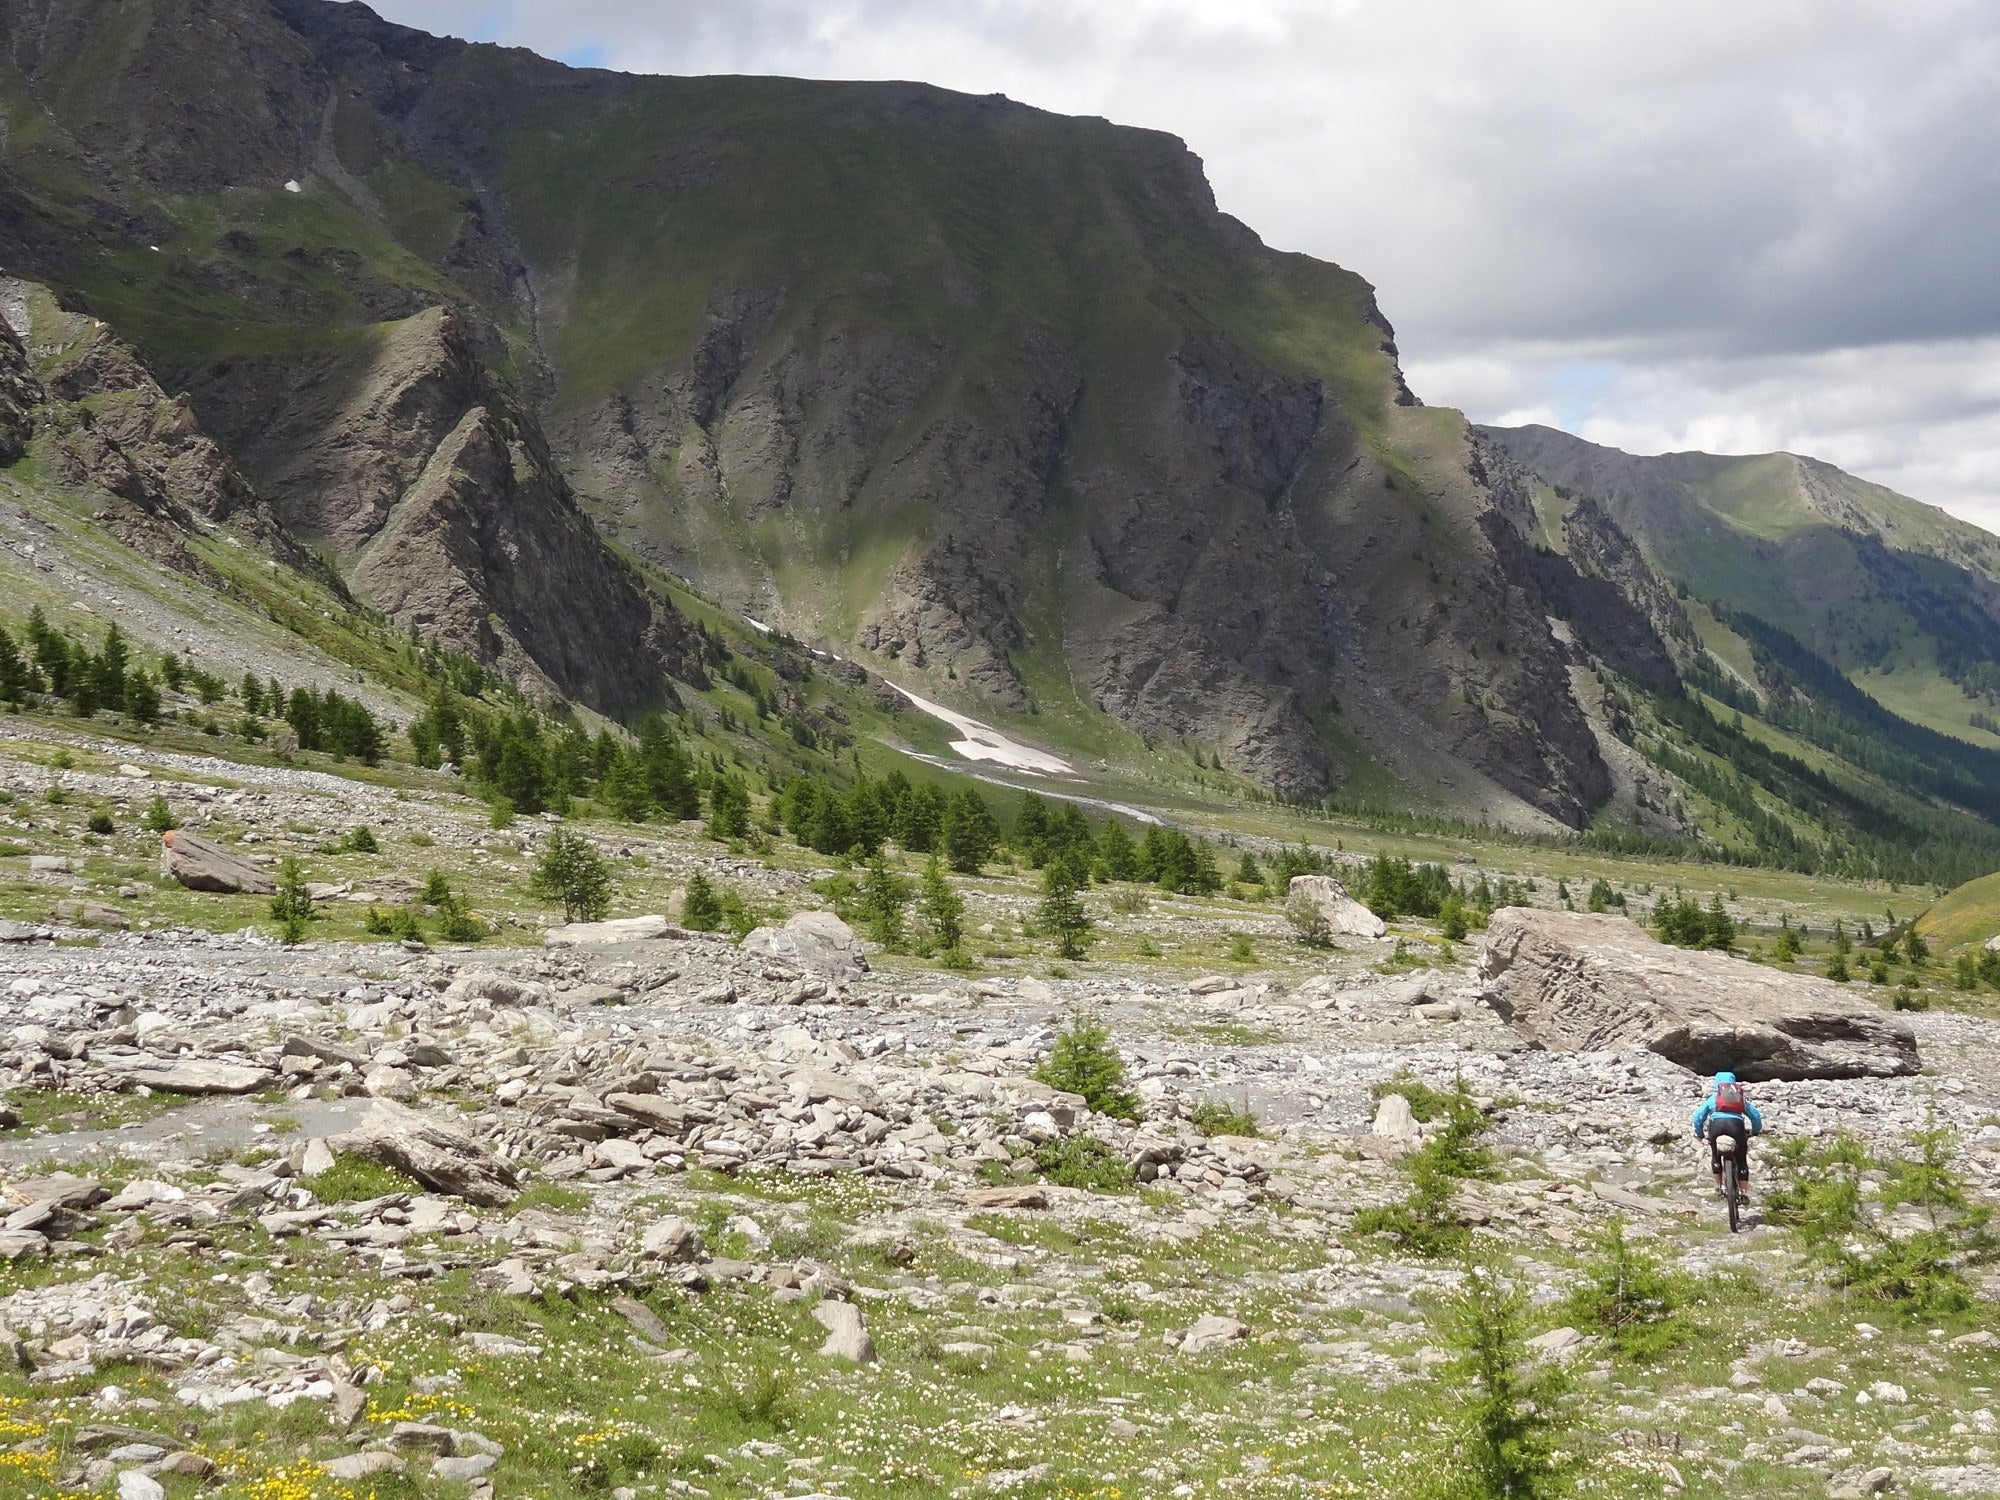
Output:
top-left (442, 971), bottom-right (554, 1007)
top-left (544, 914), bottom-right (671, 947)
top-left (0, 920), bottom-right (49, 943)
top-left (160, 829), bottom-right (275, 895)
top-left (1287, 876), bottom-right (1387, 939)
top-left (812, 1299), bottom-right (876, 1362)
top-left (640, 1215), bottom-right (705, 1262)
top-left (1481, 908), bottom-right (1919, 1081)
top-left (1179, 1315), bottom-right (1249, 1354)
top-left (326, 1099), bottom-right (518, 1206)
top-left (738, 910), bottom-right (869, 975)
top-left (112, 1057), bottom-right (272, 1094)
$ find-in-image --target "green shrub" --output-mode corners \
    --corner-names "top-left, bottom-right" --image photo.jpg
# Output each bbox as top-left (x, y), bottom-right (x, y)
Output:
top-left (1370, 1070), bottom-right (1461, 1124)
top-left (1109, 887), bottom-right (1150, 917)
top-left (345, 825), bottom-right (379, 854)
top-left (1031, 1134), bottom-right (1133, 1192)
top-left (1188, 1099), bottom-right (1259, 1139)
top-left (141, 795), bottom-right (175, 834)
top-left (305, 1152), bottom-right (419, 1202)
top-left (1769, 1122), bottom-right (1993, 1323)
top-left (1765, 1131), bottom-right (1869, 1250)
top-left (718, 888), bottom-right (764, 940)
top-left (859, 854), bottom-right (912, 949)
top-left (435, 897), bottom-right (486, 944)
top-left (1038, 859), bottom-right (1095, 959)
top-left (918, 853), bottom-right (965, 956)
top-left (362, 905), bottom-right (393, 936)
top-left (1284, 890), bottom-right (1334, 948)
top-left (1225, 933), bottom-right (1255, 964)
top-left (1438, 893), bottom-right (1469, 941)
top-left (1561, 1219), bottom-right (1690, 1361)
top-left (269, 856), bottom-right (314, 945)
top-left (1430, 1263), bottom-right (1573, 1500)
top-left (531, 829), bottom-right (611, 922)
top-left (86, 808), bottom-right (114, 835)
top-left (681, 870), bottom-right (723, 931)
top-left (1353, 1080), bottom-right (1495, 1257)
top-left (1653, 891), bottom-right (1734, 950)
top-left (1032, 1017), bottom-right (1141, 1121)
top-left (1353, 1152), bottom-right (1471, 1258)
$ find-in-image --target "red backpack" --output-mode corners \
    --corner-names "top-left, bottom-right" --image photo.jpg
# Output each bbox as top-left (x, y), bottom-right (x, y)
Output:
top-left (1715, 1080), bottom-right (1747, 1115)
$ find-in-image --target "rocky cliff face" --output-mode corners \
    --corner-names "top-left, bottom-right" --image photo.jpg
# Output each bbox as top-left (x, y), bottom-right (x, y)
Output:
top-left (0, 281), bottom-right (296, 581)
top-left (230, 306), bottom-right (706, 713)
top-left (0, 0), bottom-right (1636, 821)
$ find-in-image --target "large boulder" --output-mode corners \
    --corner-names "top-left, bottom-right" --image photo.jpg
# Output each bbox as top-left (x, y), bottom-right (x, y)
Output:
top-left (738, 910), bottom-right (869, 975)
top-left (544, 914), bottom-right (671, 947)
top-left (1480, 908), bottom-right (1919, 1081)
top-left (111, 1057), bottom-right (272, 1095)
top-left (325, 1100), bottom-right (518, 1206)
top-left (160, 830), bottom-right (275, 895)
top-left (1286, 876), bottom-right (1386, 939)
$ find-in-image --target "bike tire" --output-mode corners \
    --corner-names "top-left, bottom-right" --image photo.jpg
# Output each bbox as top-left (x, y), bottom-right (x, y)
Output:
top-left (1723, 1158), bottom-right (1740, 1233)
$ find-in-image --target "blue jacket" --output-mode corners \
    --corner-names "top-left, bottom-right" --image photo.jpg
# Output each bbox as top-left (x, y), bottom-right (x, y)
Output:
top-left (1692, 1073), bottom-right (1763, 1139)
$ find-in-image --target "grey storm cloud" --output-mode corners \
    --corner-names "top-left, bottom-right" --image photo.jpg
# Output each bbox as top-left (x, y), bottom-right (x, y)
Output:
top-left (372, 0), bottom-right (2000, 529)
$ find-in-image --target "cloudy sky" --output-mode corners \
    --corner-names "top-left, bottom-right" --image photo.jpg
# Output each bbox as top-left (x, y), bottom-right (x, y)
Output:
top-left (376, 0), bottom-right (2000, 532)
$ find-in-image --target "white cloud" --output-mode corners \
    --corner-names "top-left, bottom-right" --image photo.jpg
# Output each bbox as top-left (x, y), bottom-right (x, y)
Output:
top-left (374, 0), bottom-right (2000, 531)
top-left (1409, 336), bottom-right (2000, 533)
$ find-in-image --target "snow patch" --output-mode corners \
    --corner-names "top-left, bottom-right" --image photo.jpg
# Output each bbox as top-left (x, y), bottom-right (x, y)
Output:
top-left (891, 686), bottom-right (1075, 777)
top-left (743, 616), bottom-right (773, 634)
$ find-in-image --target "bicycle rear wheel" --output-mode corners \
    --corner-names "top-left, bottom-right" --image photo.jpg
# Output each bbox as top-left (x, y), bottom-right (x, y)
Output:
top-left (1723, 1158), bottom-right (1740, 1233)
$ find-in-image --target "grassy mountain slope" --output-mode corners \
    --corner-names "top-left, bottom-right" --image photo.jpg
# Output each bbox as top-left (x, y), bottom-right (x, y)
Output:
top-left (1918, 869), bottom-right (2000, 952)
top-left (1480, 424), bottom-right (2000, 749)
top-left (0, 0), bottom-right (1622, 828)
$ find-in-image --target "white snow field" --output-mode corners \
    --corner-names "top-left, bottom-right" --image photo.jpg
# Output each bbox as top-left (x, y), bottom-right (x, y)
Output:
top-left (890, 686), bottom-right (1076, 776)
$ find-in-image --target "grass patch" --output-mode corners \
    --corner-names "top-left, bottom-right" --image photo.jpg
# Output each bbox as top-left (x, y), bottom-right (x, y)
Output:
top-left (304, 1152), bottom-right (421, 1202)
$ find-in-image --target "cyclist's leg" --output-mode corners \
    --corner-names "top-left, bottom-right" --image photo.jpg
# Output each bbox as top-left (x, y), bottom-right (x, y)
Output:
top-left (1705, 1120), bottom-right (1725, 1190)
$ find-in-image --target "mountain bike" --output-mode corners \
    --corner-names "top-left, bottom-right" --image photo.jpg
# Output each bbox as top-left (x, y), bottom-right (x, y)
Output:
top-left (1712, 1127), bottom-right (1743, 1233)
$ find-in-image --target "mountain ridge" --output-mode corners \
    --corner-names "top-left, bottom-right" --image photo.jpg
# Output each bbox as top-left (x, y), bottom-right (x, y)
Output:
top-left (2, 0), bottom-right (2000, 873)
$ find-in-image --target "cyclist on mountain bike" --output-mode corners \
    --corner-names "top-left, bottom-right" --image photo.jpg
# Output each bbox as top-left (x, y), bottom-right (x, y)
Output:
top-left (1692, 1071), bottom-right (1763, 1204)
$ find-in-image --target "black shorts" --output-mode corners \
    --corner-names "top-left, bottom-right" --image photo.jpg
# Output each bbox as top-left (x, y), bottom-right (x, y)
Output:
top-left (1705, 1117), bottom-right (1750, 1178)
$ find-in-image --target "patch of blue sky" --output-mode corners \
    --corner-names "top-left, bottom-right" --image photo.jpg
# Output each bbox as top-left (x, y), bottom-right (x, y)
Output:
top-left (1545, 359), bottom-right (1621, 432)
